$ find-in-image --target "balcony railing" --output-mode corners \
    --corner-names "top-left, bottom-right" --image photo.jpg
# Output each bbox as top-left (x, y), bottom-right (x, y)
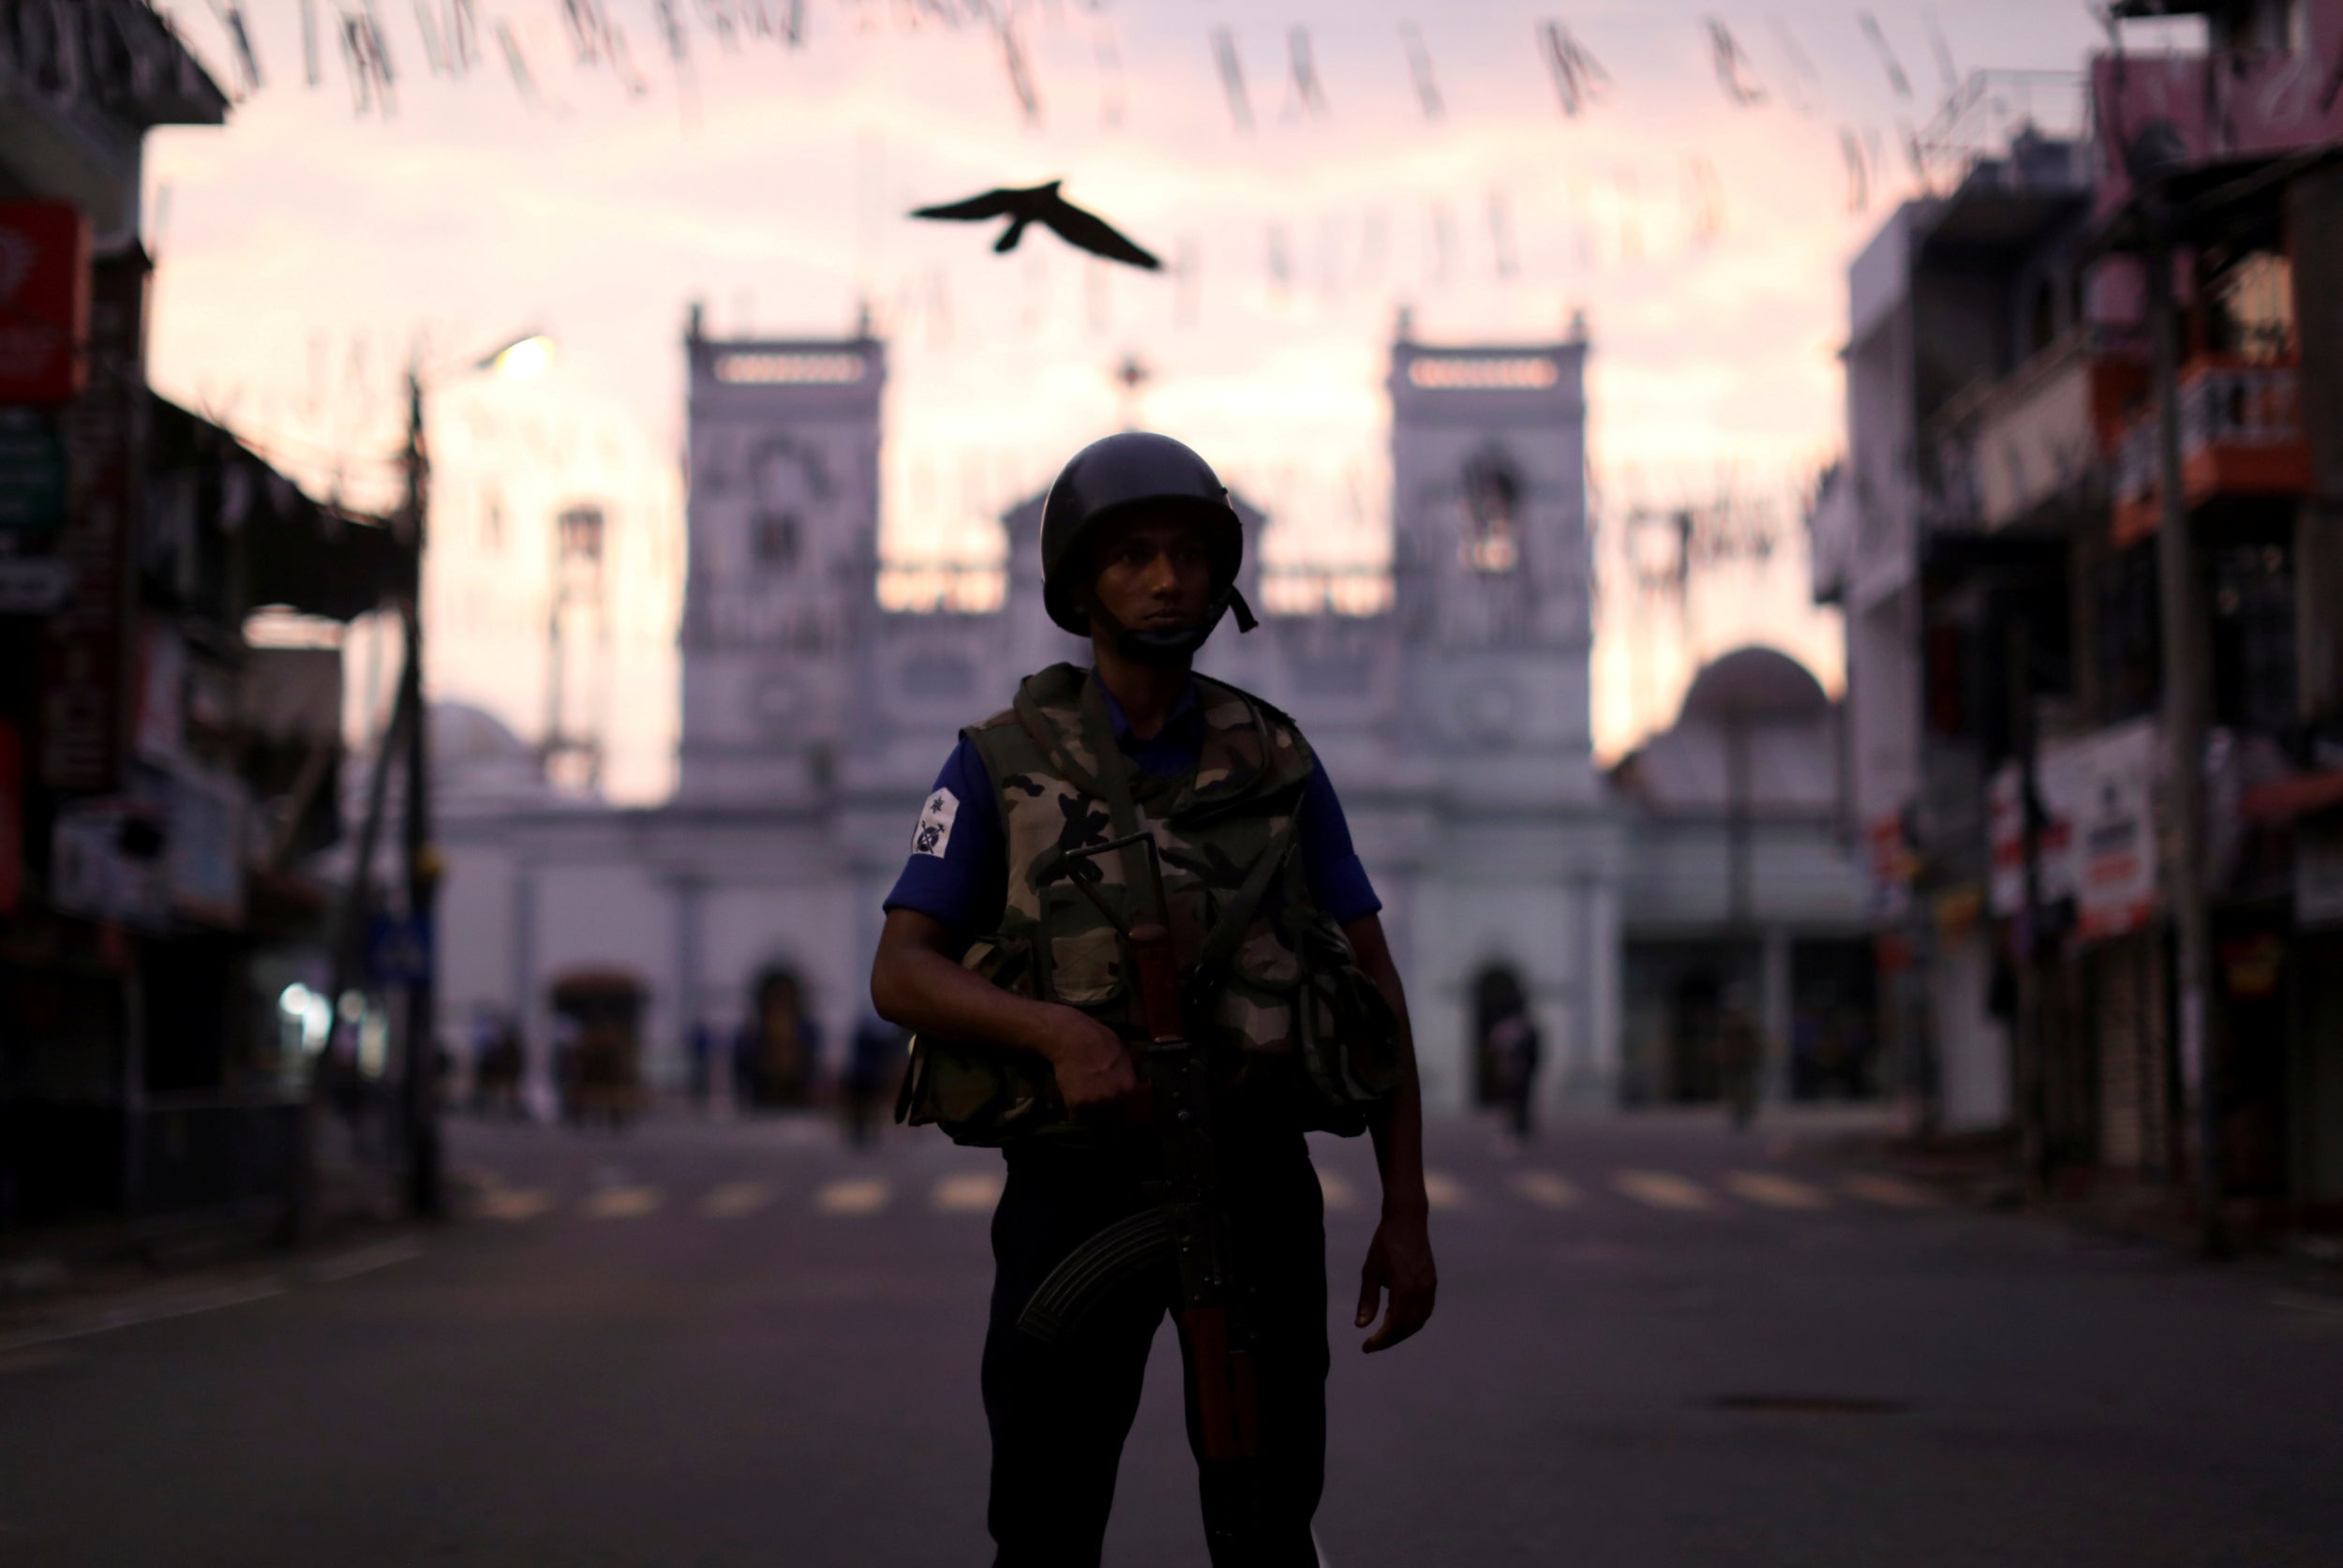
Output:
top-left (2111, 357), bottom-right (2310, 543)
top-left (1932, 335), bottom-right (2149, 532)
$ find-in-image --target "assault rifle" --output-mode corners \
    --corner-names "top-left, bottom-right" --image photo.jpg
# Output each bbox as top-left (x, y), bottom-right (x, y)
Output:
top-left (1015, 830), bottom-right (1261, 1465)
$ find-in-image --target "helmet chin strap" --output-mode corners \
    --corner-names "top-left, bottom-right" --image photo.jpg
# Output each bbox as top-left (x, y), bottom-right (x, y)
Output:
top-left (1092, 587), bottom-right (1258, 666)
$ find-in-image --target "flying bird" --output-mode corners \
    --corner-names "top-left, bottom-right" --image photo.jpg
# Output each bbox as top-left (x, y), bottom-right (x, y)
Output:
top-left (909, 182), bottom-right (1161, 271)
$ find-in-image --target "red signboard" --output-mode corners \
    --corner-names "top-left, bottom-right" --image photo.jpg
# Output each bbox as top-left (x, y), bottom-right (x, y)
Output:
top-left (0, 202), bottom-right (92, 404)
top-left (40, 250), bottom-right (149, 793)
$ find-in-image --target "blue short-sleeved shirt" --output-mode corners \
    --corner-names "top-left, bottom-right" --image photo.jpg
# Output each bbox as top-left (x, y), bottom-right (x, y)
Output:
top-left (885, 676), bottom-right (1380, 937)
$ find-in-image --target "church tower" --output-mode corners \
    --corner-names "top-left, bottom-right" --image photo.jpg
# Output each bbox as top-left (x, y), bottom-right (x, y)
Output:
top-left (678, 309), bottom-right (885, 805)
top-left (1380, 313), bottom-right (1619, 1112)
top-left (1387, 313), bottom-right (1597, 803)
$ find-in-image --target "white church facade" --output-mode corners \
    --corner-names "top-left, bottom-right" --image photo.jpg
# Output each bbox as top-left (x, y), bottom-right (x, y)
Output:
top-left (432, 314), bottom-right (1633, 1114)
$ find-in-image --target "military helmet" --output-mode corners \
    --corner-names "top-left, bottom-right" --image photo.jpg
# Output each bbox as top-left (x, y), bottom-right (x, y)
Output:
top-left (1038, 431), bottom-right (1245, 636)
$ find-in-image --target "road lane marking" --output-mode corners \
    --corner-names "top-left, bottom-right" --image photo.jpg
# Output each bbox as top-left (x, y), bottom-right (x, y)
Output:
top-left (0, 1277), bottom-right (288, 1354)
top-left (933, 1172), bottom-right (1005, 1213)
top-left (700, 1181), bottom-right (775, 1218)
top-left (1614, 1172), bottom-right (1715, 1212)
top-left (1422, 1172), bottom-right (1466, 1211)
top-left (584, 1186), bottom-right (663, 1219)
top-left (475, 1187), bottom-right (554, 1221)
top-left (305, 1239), bottom-right (425, 1282)
top-left (1510, 1171), bottom-right (1581, 1209)
top-left (816, 1177), bottom-right (891, 1216)
top-left (1317, 1170), bottom-right (1358, 1212)
top-left (1724, 1172), bottom-right (1832, 1211)
top-left (1839, 1174), bottom-right (1940, 1208)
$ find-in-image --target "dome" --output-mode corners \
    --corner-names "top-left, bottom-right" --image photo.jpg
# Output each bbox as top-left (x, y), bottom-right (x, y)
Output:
top-left (430, 701), bottom-right (537, 769)
top-left (1679, 647), bottom-right (1829, 724)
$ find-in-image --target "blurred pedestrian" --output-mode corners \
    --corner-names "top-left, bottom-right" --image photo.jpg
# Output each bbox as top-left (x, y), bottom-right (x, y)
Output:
top-left (841, 1013), bottom-right (903, 1148)
top-left (686, 1017), bottom-right (716, 1111)
top-left (1717, 983), bottom-right (1761, 1130)
top-left (1490, 1008), bottom-right (1542, 1142)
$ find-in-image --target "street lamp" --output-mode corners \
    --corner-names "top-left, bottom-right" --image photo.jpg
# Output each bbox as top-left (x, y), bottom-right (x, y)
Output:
top-left (395, 329), bottom-right (555, 1217)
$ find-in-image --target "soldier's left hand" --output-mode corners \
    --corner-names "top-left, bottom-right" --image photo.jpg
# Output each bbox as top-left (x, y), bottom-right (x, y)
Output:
top-left (1355, 1211), bottom-right (1437, 1353)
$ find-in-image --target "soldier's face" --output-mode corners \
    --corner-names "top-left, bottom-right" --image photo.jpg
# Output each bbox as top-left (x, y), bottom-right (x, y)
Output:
top-left (1088, 510), bottom-right (1215, 635)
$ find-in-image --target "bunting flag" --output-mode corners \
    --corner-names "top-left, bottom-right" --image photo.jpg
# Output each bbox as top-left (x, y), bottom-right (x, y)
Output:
top-left (1398, 22), bottom-right (1443, 121)
top-left (361, 2), bottom-right (398, 88)
top-left (698, 0), bottom-right (740, 54)
top-left (998, 19), bottom-right (1040, 125)
top-left (495, 19), bottom-right (537, 103)
top-left (562, 0), bottom-right (605, 64)
top-left (1212, 28), bottom-right (1252, 132)
top-left (1538, 21), bottom-right (1608, 117)
top-left (1857, 13), bottom-right (1913, 100)
top-left (1685, 156), bottom-right (1724, 246)
top-left (303, 0), bottom-right (321, 86)
top-left (1767, 17), bottom-right (1822, 116)
top-left (1266, 225), bottom-right (1292, 294)
top-left (411, 0), bottom-right (446, 76)
top-left (1899, 116), bottom-right (1929, 186)
top-left (1841, 126), bottom-right (1871, 213)
top-left (209, 2), bottom-right (264, 93)
top-left (1922, 9), bottom-right (1959, 95)
top-left (1287, 26), bottom-right (1329, 118)
top-left (1615, 169), bottom-right (1643, 262)
top-left (1487, 191), bottom-right (1518, 279)
top-left (1705, 19), bottom-right (1767, 107)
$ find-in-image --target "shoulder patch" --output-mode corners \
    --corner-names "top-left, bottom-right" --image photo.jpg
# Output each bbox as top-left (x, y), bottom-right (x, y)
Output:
top-left (911, 788), bottom-right (961, 859)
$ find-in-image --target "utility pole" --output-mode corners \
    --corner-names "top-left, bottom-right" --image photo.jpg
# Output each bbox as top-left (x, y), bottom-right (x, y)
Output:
top-left (2009, 620), bottom-right (2048, 1187)
top-left (2144, 225), bottom-right (2221, 1254)
top-left (397, 366), bottom-right (445, 1218)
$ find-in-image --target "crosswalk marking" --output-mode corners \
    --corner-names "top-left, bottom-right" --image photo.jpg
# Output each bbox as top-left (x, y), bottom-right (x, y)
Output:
top-left (700, 1181), bottom-right (775, 1218)
top-left (476, 1187), bottom-right (553, 1221)
top-left (1614, 1171), bottom-right (1715, 1212)
top-left (1422, 1171), bottom-right (1466, 1211)
top-left (584, 1186), bottom-right (663, 1219)
top-left (463, 1163), bottom-right (1946, 1226)
top-left (815, 1177), bottom-right (891, 1216)
top-left (1839, 1173), bottom-right (1939, 1209)
top-left (1724, 1172), bottom-right (1832, 1210)
top-left (933, 1172), bottom-right (1004, 1213)
top-left (1511, 1171), bottom-right (1581, 1209)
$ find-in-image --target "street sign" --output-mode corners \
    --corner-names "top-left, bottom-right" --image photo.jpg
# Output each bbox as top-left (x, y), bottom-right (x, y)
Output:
top-left (0, 413), bottom-right (69, 534)
top-left (0, 557), bottom-right (73, 615)
top-left (366, 913), bottom-right (437, 987)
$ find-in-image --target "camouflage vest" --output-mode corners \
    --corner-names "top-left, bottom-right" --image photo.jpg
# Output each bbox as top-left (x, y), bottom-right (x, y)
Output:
top-left (896, 664), bottom-right (1400, 1146)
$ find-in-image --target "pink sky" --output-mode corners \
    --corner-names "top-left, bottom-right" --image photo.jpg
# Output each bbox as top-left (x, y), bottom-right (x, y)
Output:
top-left (148, 0), bottom-right (2113, 800)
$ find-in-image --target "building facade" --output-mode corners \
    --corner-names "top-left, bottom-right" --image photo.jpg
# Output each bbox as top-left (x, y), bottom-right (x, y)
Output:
top-left (435, 315), bottom-right (1630, 1115)
top-left (1813, 1), bottom-right (2343, 1227)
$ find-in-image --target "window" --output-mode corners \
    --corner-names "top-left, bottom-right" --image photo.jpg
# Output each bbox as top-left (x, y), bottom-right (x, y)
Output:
top-left (1460, 449), bottom-right (1522, 574)
top-left (753, 511), bottom-right (800, 571)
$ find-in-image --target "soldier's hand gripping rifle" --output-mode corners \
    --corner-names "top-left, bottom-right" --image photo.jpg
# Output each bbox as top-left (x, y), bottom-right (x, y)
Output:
top-left (1015, 830), bottom-right (1261, 1465)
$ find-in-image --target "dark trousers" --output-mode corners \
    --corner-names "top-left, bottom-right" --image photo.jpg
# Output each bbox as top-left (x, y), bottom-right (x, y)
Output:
top-left (982, 1134), bottom-right (1328, 1568)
